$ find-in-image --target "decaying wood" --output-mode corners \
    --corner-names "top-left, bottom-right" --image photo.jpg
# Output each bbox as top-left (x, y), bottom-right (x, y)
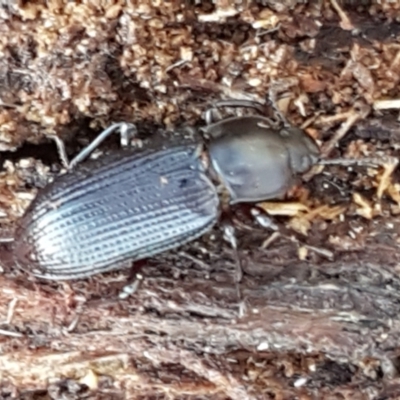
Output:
top-left (1, 0), bottom-right (400, 399)
top-left (1, 210), bottom-right (400, 399)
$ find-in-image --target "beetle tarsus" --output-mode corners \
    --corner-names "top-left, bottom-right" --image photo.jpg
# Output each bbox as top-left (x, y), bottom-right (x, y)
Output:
top-left (119, 273), bottom-right (144, 300)
top-left (48, 134), bottom-right (70, 170)
top-left (120, 122), bottom-right (138, 148)
top-left (119, 260), bottom-right (147, 299)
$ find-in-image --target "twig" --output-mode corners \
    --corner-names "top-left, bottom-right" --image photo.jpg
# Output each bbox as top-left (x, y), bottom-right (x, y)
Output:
top-left (304, 103), bottom-right (370, 181)
top-left (0, 328), bottom-right (23, 338)
top-left (329, 0), bottom-right (354, 30)
top-left (6, 298), bottom-right (17, 324)
top-left (373, 99), bottom-right (400, 110)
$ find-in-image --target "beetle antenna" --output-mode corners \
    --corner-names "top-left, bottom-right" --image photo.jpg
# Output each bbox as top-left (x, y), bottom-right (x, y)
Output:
top-left (318, 157), bottom-right (397, 167)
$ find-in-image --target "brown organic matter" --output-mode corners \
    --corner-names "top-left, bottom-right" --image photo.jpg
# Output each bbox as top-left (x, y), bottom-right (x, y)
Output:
top-left (1, 1), bottom-right (400, 399)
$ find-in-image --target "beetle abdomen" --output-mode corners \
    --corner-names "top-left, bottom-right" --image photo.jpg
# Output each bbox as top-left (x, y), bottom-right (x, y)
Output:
top-left (13, 144), bottom-right (219, 280)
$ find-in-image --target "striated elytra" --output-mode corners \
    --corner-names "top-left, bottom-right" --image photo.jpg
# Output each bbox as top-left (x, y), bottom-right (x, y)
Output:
top-left (13, 144), bottom-right (219, 279)
top-left (12, 109), bottom-right (320, 280)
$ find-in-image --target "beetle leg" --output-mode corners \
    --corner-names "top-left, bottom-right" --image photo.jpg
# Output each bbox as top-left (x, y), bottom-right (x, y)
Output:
top-left (48, 122), bottom-right (138, 171)
top-left (268, 82), bottom-right (291, 127)
top-left (48, 134), bottom-right (70, 170)
top-left (204, 107), bottom-right (223, 125)
top-left (204, 99), bottom-right (266, 126)
top-left (204, 108), bottom-right (213, 125)
top-left (251, 208), bottom-right (279, 231)
top-left (69, 122), bottom-right (137, 169)
top-left (222, 222), bottom-right (243, 299)
top-left (223, 224), bottom-right (242, 281)
top-left (119, 273), bottom-right (144, 300)
top-left (119, 260), bottom-right (148, 299)
top-left (119, 123), bottom-right (138, 148)
top-left (211, 99), bottom-right (266, 114)
top-left (222, 223), bottom-right (248, 317)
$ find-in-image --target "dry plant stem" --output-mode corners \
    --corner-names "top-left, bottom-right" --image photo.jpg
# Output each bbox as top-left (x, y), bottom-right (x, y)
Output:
top-left (165, 59), bottom-right (187, 73)
top-left (329, 0), bottom-right (354, 30)
top-left (0, 237), bottom-right (14, 242)
top-left (377, 157), bottom-right (399, 199)
top-left (286, 236), bottom-right (334, 260)
top-left (262, 231), bottom-right (334, 260)
top-left (0, 102), bottom-right (17, 108)
top-left (0, 328), bottom-right (23, 338)
top-left (178, 76), bottom-right (265, 103)
top-left (373, 99), bottom-right (400, 110)
top-left (179, 251), bottom-right (212, 271)
top-left (315, 110), bottom-right (354, 125)
top-left (304, 105), bottom-right (370, 181)
top-left (6, 298), bottom-right (17, 324)
top-left (321, 109), bottom-right (368, 157)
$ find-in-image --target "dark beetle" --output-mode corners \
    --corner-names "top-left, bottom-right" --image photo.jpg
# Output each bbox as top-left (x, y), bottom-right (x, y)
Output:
top-left (12, 103), bottom-right (320, 280)
top-left (13, 144), bottom-right (219, 279)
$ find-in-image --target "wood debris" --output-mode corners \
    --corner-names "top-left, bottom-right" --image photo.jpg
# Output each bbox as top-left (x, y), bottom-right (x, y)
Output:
top-left (0, 1), bottom-right (400, 399)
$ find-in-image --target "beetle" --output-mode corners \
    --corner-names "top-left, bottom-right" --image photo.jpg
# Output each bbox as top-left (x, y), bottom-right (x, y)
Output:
top-left (11, 100), bottom-right (320, 280)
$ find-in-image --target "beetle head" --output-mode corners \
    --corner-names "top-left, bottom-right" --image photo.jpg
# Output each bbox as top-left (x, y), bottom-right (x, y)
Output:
top-left (279, 127), bottom-right (320, 173)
